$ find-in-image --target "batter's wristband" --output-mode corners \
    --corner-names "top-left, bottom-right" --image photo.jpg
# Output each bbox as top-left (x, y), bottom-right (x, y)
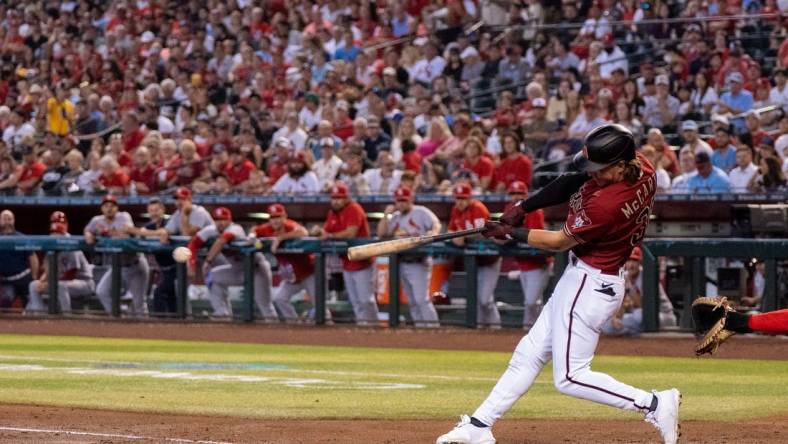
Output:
top-left (511, 228), bottom-right (530, 242)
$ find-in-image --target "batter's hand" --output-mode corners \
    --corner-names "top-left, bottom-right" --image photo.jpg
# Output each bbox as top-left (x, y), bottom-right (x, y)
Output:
top-left (482, 221), bottom-right (512, 240)
top-left (500, 201), bottom-right (526, 226)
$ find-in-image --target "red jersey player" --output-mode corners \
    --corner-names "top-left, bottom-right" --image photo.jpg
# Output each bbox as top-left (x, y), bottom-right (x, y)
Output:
top-left (447, 182), bottom-right (501, 327)
top-left (439, 124), bottom-right (681, 444)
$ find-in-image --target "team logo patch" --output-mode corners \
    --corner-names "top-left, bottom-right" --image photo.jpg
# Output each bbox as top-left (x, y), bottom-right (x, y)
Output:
top-left (572, 210), bottom-right (591, 229)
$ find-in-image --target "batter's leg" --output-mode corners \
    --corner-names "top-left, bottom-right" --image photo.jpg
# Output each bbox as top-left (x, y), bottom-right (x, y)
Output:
top-left (253, 255), bottom-right (277, 320)
top-left (26, 281), bottom-right (44, 312)
top-left (550, 268), bottom-right (653, 412)
top-left (94, 268), bottom-right (113, 314)
top-left (471, 295), bottom-right (555, 427)
top-left (477, 260), bottom-right (502, 327)
top-left (520, 268), bottom-right (548, 328)
top-left (208, 264), bottom-right (239, 317)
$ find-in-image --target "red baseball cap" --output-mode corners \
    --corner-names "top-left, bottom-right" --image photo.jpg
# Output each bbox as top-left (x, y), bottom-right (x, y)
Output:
top-left (49, 222), bottom-right (67, 234)
top-left (629, 246), bottom-right (642, 262)
top-left (101, 195), bottom-right (118, 206)
top-left (453, 183), bottom-right (472, 199)
top-left (267, 204), bottom-right (286, 218)
top-left (507, 181), bottom-right (528, 194)
top-left (330, 182), bottom-right (349, 198)
top-left (394, 186), bottom-right (413, 202)
top-left (174, 187), bottom-right (192, 200)
top-left (212, 207), bottom-right (232, 221)
top-left (50, 211), bottom-right (67, 224)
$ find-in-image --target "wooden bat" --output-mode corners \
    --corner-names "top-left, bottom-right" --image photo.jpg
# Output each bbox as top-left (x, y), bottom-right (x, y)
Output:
top-left (347, 227), bottom-right (485, 261)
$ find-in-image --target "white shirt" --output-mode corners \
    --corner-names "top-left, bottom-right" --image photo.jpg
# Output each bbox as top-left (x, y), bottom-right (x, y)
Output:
top-left (776, 134), bottom-right (788, 161)
top-left (670, 171), bottom-right (697, 193)
top-left (363, 168), bottom-right (402, 195)
top-left (298, 106), bottom-right (322, 131)
top-left (2, 123), bottom-right (35, 147)
top-left (655, 168), bottom-right (671, 191)
top-left (580, 17), bottom-right (611, 39)
top-left (595, 46), bottom-right (628, 79)
top-left (312, 155), bottom-right (343, 190)
top-left (770, 85), bottom-right (788, 108)
top-left (728, 163), bottom-right (758, 192)
top-left (271, 171), bottom-right (320, 194)
top-left (681, 140), bottom-right (713, 157)
top-left (271, 127), bottom-right (308, 151)
top-left (411, 56), bottom-right (446, 84)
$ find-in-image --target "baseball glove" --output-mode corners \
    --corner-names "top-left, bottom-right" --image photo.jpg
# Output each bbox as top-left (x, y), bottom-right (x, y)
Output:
top-left (692, 297), bottom-right (737, 356)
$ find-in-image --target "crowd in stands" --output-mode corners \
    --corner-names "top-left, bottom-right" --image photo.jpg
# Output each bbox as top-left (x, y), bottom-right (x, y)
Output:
top-left (0, 0), bottom-right (787, 198)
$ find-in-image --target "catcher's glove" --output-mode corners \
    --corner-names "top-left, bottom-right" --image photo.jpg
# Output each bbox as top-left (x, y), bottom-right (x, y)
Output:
top-left (691, 297), bottom-right (751, 356)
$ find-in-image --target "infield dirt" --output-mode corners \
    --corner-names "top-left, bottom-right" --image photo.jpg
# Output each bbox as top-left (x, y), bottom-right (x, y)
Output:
top-left (0, 317), bottom-right (785, 443)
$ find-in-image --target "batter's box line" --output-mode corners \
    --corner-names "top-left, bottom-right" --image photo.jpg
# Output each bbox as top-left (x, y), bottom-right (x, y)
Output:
top-left (0, 426), bottom-right (233, 444)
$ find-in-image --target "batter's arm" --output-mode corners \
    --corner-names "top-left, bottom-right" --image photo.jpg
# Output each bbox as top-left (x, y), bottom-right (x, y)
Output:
top-left (520, 172), bottom-right (589, 213)
top-left (512, 228), bottom-right (578, 252)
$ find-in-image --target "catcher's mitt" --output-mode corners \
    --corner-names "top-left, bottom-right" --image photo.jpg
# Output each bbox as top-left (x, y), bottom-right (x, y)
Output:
top-left (692, 297), bottom-right (737, 356)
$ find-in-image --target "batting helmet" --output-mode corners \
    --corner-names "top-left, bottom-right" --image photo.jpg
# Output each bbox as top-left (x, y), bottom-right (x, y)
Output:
top-left (573, 123), bottom-right (636, 172)
top-left (394, 186), bottom-right (413, 202)
top-left (174, 186), bottom-right (192, 200)
top-left (330, 182), bottom-right (349, 199)
top-left (212, 207), bottom-right (232, 221)
top-left (49, 222), bottom-right (68, 235)
top-left (267, 204), bottom-right (286, 218)
top-left (50, 211), bottom-right (67, 224)
top-left (507, 181), bottom-right (528, 194)
top-left (452, 183), bottom-right (472, 199)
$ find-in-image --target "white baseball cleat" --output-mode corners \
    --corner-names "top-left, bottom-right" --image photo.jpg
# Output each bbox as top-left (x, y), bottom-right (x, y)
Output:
top-left (645, 388), bottom-right (682, 444)
top-left (436, 415), bottom-right (496, 444)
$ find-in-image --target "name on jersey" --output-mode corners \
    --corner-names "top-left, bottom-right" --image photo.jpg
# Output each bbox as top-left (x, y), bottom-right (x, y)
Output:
top-left (621, 175), bottom-right (656, 220)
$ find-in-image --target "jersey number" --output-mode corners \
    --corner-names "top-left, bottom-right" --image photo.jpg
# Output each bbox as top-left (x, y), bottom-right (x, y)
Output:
top-left (630, 207), bottom-right (650, 246)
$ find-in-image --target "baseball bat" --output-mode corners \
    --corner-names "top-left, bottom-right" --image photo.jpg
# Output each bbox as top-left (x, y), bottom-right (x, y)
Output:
top-left (347, 227), bottom-right (485, 261)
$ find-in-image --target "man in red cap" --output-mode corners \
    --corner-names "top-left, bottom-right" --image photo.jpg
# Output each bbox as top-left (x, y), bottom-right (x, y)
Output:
top-left (447, 182), bottom-right (501, 327)
top-left (376, 186), bottom-right (441, 327)
top-left (186, 207), bottom-right (275, 319)
top-left (84, 195), bottom-right (150, 316)
top-left (251, 204), bottom-right (316, 322)
top-left (501, 181), bottom-right (552, 328)
top-left (147, 187), bottom-right (214, 244)
top-left (312, 182), bottom-right (379, 325)
top-left (27, 221), bottom-right (94, 313)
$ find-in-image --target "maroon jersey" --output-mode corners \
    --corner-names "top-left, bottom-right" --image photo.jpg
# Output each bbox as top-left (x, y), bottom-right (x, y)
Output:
top-left (562, 152), bottom-right (656, 273)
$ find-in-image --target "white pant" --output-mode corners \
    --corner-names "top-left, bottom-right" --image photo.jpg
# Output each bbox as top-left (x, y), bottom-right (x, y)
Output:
top-left (27, 279), bottom-right (95, 313)
top-left (273, 274), bottom-right (316, 321)
top-left (96, 257), bottom-right (149, 316)
top-left (400, 261), bottom-right (439, 327)
top-left (519, 267), bottom-right (549, 327)
top-left (342, 267), bottom-right (379, 324)
top-left (476, 260), bottom-right (501, 327)
top-left (208, 254), bottom-right (276, 319)
top-left (473, 257), bottom-right (653, 426)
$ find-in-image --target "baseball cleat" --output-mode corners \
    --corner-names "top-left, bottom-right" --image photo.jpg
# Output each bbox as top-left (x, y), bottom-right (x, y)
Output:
top-left (645, 388), bottom-right (681, 444)
top-left (436, 415), bottom-right (496, 444)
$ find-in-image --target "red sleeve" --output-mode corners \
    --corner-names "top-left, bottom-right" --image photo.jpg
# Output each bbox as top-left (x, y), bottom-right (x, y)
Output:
top-left (520, 156), bottom-right (533, 187)
top-left (478, 158), bottom-right (494, 178)
top-left (344, 205), bottom-right (365, 228)
top-left (116, 171), bottom-right (130, 186)
top-left (254, 224), bottom-right (273, 237)
top-left (562, 200), bottom-right (611, 244)
top-left (283, 220), bottom-right (301, 233)
top-left (221, 231), bottom-right (236, 242)
top-left (187, 236), bottom-right (204, 266)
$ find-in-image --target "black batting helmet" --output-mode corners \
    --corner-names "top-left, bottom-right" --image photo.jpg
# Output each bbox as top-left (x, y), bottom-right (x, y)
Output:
top-left (573, 123), bottom-right (636, 172)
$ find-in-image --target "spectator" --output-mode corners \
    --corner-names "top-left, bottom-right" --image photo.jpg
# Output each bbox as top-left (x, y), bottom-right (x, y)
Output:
top-left (718, 72), bottom-right (754, 116)
top-left (129, 146), bottom-right (157, 195)
top-left (687, 152), bottom-right (731, 193)
top-left (412, 42), bottom-right (446, 85)
top-left (364, 116), bottom-right (392, 162)
top-left (39, 148), bottom-right (70, 196)
top-left (494, 133), bottom-right (533, 192)
top-left (0, 210), bottom-right (39, 309)
top-left (46, 83), bottom-right (74, 137)
top-left (568, 99), bottom-right (607, 141)
top-left (744, 111), bottom-right (769, 148)
top-left (460, 137), bottom-right (495, 191)
top-left (642, 75), bottom-right (680, 129)
top-left (16, 145), bottom-right (45, 195)
top-left (224, 148), bottom-right (257, 190)
top-left (711, 127), bottom-right (738, 172)
top-left (174, 140), bottom-right (206, 187)
top-left (121, 112), bottom-right (146, 153)
top-left (271, 152), bottom-right (320, 195)
top-left (521, 98), bottom-right (554, 154)
top-left (596, 34), bottom-right (628, 79)
top-left (0, 155), bottom-right (19, 195)
top-left (646, 128), bottom-right (679, 176)
top-left (307, 120), bottom-right (342, 161)
top-left (2, 110), bottom-right (34, 152)
top-left (299, 93), bottom-right (322, 132)
top-left (97, 155), bottom-right (129, 195)
top-left (613, 100), bottom-right (644, 144)
top-left (670, 148), bottom-right (698, 193)
top-left (640, 145), bottom-right (671, 192)
top-left (338, 153), bottom-right (371, 195)
top-left (689, 72), bottom-right (719, 117)
top-left (729, 145), bottom-right (759, 192)
top-left (496, 44), bottom-right (530, 87)
top-left (313, 138), bottom-right (344, 192)
top-left (364, 151), bottom-right (402, 195)
top-left (418, 117), bottom-right (453, 158)
top-left (680, 120), bottom-right (713, 156)
top-left (391, 117), bottom-right (423, 164)
top-left (272, 113), bottom-right (308, 152)
top-left (76, 151), bottom-right (102, 194)
top-left (769, 68), bottom-right (788, 108)
top-left (748, 156), bottom-right (787, 192)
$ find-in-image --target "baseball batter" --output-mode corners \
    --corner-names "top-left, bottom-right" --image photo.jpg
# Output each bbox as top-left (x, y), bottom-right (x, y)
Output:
top-left (84, 195), bottom-right (150, 316)
top-left (27, 214), bottom-right (94, 313)
top-left (314, 182), bottom-right (379, 325)
top-left (187, 207), bottom-right (276, 319)
top-left (503, 181), bottom-right (552, 328)
top-left (252, 205), bottom-right (318, 322)
top-left (447, 183), bottom-right (501, 327)
top-left (376, 186), bottom-right (441, 328)
top-left (437, 124), bottom-right (680, 444)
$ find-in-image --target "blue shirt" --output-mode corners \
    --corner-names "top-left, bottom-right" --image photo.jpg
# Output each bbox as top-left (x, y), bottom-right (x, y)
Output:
top-left (334, 45), bottom-right (361, 62)
top-left (720, 90), bottom-right (753, 113)
top-left (0, 231), bottom-right (31, 277)
top-left (710, 145), bottom-right (737, 172)
top-left (687, 168), bottom-right (731, 193)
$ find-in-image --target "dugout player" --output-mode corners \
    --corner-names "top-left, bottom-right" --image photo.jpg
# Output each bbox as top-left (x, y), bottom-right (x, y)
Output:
top-left (186, 207), bottom-right (276, 319)
top-left (148, 187), bottom-right (214, 242)
top-left (438, 124), bottom-right (681, 444)
top-left (447, 182), bottom-right (501, 327)
top-left (312, 182), bottom-right (379, 325)
top-left (504, 181), bottom-right (552, 328)
top-left (27, 213), bottom-right (94, 313)
top-left (251, 204), bottom-right (317, 322)
top-left (0, 210), bottom-right (39, 309)
top-left (84, 195), bottom-right (150, 316)
top-left (376, 186), bottom-right (441, 328)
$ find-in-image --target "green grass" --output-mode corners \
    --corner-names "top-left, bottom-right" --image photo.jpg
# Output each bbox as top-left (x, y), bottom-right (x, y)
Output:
top-left (0, 334), bottom-right (785, 421)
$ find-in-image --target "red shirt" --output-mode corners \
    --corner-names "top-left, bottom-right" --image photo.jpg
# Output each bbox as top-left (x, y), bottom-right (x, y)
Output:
top-left (253, 220), bottom-right (315, 283)
top-left (19, 161), bottom-right (45, 183)
top-left (224, 159), bottom-right (256, 186)
top-left (563, 152), bottom-right (656, 273)
top-left (504, 202), bottom-right (552, 271)
top-left (494, 154), bottom-right (533, 190)
top-left (324, 201), bottom-right (372, 271)
top-left (448, 200), bottom-right (498, 267)
top-left (116, 150), bottom-right (132, 169)
top-left (123, 128), bottom-right (146, 152)
top-left (129, 164), bottom-right (158, 194)
top-left (266, 158), bottom-right (287, 184)
top-left (99, 169), bottom-right (130, 190)
top-left (462, 156), bottom-right (494, 190)
top-left (334, 117), bottom-right (354, 141)
top-left (174, 158), bottom-right (204, 186)
top-left (402, 151), bottom-right (422, 172)
top-left (656, 145), bottom-right (679, 176)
